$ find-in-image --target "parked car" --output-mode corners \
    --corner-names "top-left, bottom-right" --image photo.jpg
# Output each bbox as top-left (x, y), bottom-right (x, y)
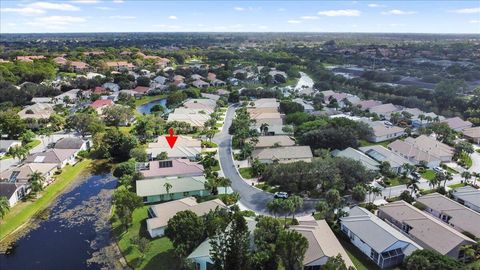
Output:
top-left (411, 172), bottom-right (420, 179)
top-left (433, 167), bottom-right (445, 174)
top-left (274, 192), bottom-right (288, 199)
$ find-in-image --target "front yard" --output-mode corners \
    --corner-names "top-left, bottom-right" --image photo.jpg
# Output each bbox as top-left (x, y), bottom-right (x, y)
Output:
top-left (0, 159), bottom-right (92, 240)
top-left (112, 206), bottom-right (178, 270)
top-left (421, 170), bottom-right (436, 181)
top-left (239, 167), bottom-right (254, 179)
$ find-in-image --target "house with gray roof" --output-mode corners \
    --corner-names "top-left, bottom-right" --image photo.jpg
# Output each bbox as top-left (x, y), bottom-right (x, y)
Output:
top-left (252, 146), bottom-right (313, 164)
top-left (0, 182), bottom-right (27, 207)
top-left (332, 147), bottom-right (380, 171)
top-left (54, 137), bottom-right (89, 151)
top-left (0, 140), bottom-right (21, 157)
top-left (292, 220), bottom-right (354, 269)
top-left (137, 159), bottom-right (204, 179)
top-left (251, 135), bottom-right (295, 148)
top-left (147, 197), bottom-right (226, 237)
top-left (147, 135), bottom-right (202, 160)
top-left (369, 103), bottom-right (401, 119)
top-left (136, 176), bottom-right (209, 203)
top-left (441, 117), bottom-right (473, 132)
top-left (363, 120), bottom-right (405, 143)
top-left (340, 206), bottom-right (421, 269)
top-left (417, 193), bottom-right (480, 239)
top-left (452, 186), bottom-right (480, 213)
top-left (378, 201), bottom-right (476, 260)
top-left (359, 145), bottom-right (413, 174)
top-left (25, 149), bottom-right (78, 168)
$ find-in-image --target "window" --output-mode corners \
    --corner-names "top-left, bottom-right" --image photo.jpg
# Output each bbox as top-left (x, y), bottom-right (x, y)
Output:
top-left (158, 160), bottom-right (173, 168)
top-left (183, 192), bottom-right (189, 196)
top-left (370, 249), bottom-right (379, 262)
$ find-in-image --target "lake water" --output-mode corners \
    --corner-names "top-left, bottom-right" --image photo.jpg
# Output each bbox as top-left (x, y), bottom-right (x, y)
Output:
top-left (137, 98), bottom-right (168, 114)
top-left (0, 173), bottom-right (123, 270)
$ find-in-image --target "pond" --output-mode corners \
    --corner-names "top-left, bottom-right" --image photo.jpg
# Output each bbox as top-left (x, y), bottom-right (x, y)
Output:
top-left (137, 98), bottom-right (168, 114)
top-left (0, 173), bottom-right (123, 270)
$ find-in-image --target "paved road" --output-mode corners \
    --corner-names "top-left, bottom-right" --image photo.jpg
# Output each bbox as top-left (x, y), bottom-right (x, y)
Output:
top-left (214, 105), bottom-right (317, 216)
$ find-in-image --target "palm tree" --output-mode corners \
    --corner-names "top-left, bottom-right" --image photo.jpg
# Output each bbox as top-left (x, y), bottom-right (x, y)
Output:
top-left (0, 196), bottom-right (10, 219)
top-left (418, 114), bottom-right (425, 123)
top-left (371, 187), bottom-right (382, 202)
top-left (163, 182), bottom-right (173, 200)
top-left (434, 172), bottom-right (446, 189)
top-left (461, 171), bottom-right (472, 184)
top-left (288, 195), bottom-right (304, 220)
top-left (260, 123), bottom-right (269, 136)
top-left (204, 177), bottom-right (219, 195)
top-left (28, 171), bottom-right (46, 193)
top-left (9, 145), bottom-right (29, 160)
top-left (444, 172), bottom-right (453, 188)
top-left (460, 245), bottom-right (476, 263)
top-left (217, 177), bottom-right (231, 194)
top-left (425, 116), bottom-right (433, 123)
top-left (406, 177), bottom-right (420, 195)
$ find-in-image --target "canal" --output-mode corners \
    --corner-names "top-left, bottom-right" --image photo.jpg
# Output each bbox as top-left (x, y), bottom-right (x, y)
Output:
top-left (0, 173), bottom-right (123, 270)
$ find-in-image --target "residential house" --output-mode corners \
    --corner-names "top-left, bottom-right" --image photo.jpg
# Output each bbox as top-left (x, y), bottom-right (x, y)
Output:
top-left (216, 89), bottom-right (230, 96)
top-left (16, 55), bottom-right (45, 62)
top-left (387, 135), bottom-right (454, 168)
top-left (417, 193), bottom-right (480, 239)
top-left (192, 79), bottom-right (210, 88)
top-left (0, 140), bottom-right (22, 157)
top-left (54, 89), bottom-right (82, 104)
top-left (0, 163), bottom-right (58, 185)
top-left (293, 98), bottom-right (315, 113)
top-left (359, 145), bottom-right (413, 174)
top-left (332, 147), bottom-right (380, 171)
top-left (103, 82), bottom-right (120, 92)
top-left (138, 159), bottom-right (204, 179)
top-left (251, 135), bottom-right (295, 148)
top-left (188, 218), bottom-right (257, 270)
top-left (167, 109), bottom-right (211, 128)
top-left (462, 127), bottom-right (480, 144)
top-left (25, 149), bottom-right (78, 168)
top-left (200, 93), bottom-right (220, 101)
top-left (183, 99), bottom-right (217, 111)
top-left (18, 103), bottom-right (54, 119)
top-left (247, 98), bottom-right (279, 109)
top-left (146, 197), bottom-right (226, 237)
top-left (210, 79), bottom-right (226, 86)
top-left (136, 176), bottom-right (209, 203)
top-left (292, 220), bottom-right (355, 269)
top-left (356, 100), bottom-right (383, 110)
top-left (147, 135), bottom-right (202, 160)
top-left (365, 121), bottom-right (405, 143)
top-left (452, 186), bottom-right (480, 213)
top-left (89, 99), bottom-right (114, 115)
top-left (133, 86), bottom-right (150, 95)
top-left (369, 103), bottom-right (401, 119)
top-left (54, 137), bottom-right (90, 152)
top-left (252, 146), bottom-right (313, 164)
top-left (442, 117), bottom-right (473, 132)
top-left (93, 86), bottom-right (109, 95)
top-left (378, 201), bottom-right (476, 260)
top-left (106, 61), bottom-right (135, 71)
top-left (191, 74), bottom-right (205, 80)
top-left (0, 182), bottom-right (27, 207)
top-left (340, 206), bottom-right (422, 269)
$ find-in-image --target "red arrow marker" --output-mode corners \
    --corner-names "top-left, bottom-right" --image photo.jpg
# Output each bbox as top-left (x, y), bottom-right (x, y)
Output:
top-left (165, 128), bottom-right (178, 149)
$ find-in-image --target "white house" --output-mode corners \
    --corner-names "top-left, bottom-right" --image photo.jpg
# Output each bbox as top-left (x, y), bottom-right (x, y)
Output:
top-left (340, 206), bottom-right (421, 269)
top-left (452, 186), bottom-right (480, 213)
top-left (0, 183), bottom-right (27, 207)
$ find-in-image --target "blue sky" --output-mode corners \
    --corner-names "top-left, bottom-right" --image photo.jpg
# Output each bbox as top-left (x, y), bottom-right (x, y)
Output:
top-left (1, 1), bottom-right (479, 33)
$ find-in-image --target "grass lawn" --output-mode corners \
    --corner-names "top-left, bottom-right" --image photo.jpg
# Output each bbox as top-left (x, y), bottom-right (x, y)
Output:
top-left (239, 167), bottom-right (254, 179)
top-left (384, 177), bottom-right (408, 187)
top-left (359, 139), bottom-right (392, 148)
top-left (134, 94), bottom-right (167, 107)
top-left (459, 152), bottom-right (473, 169)
top-left (112, 206), bottom-right (178, 270)
top-left (448, 183), bottom-right (466, 189)
top-left (0, 159), bottom-right (92, 240)
top-left (211, 164), bottom-right (220, 172)
top-left (215, 123), bottom-right (223, 128)
top-left (25, 139), bottom-right (41, 150)
top-left (421, 170), bottom-right (436, 181)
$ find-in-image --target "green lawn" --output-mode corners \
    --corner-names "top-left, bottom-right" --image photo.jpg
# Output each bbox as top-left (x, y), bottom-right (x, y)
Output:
top-left (239, 167), bottom-right (254, 179)
top-left (0, 159), bottom-right (92, 240)
top-left (421, 170), bottom-right (436, 181)
top-left (384, 177), bottom-right (408, 187)
top-left (112, 206), bottom-right (178, 270)
top-left (448, 183), bottom-right (466, 189)
top-left (459, 152), bottom-right (473, 169)
top-left (25, 139), bottom-right (41, 150)
top-left (359, 139), bottom-right (393, 148)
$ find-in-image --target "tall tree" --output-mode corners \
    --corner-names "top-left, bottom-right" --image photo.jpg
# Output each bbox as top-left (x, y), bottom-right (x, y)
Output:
top-left (28, 171), bottom-right (45, 193)
top-left (276, 230), bottom-right (308, 270)
top-left (0, 196), bottom-right (10, 219)
top-left (165, 210), bottom-right (206, 260)
top-left (253, 216), bottom-right (282, 270)
top-left (112, 187), bottom-right (142, 229)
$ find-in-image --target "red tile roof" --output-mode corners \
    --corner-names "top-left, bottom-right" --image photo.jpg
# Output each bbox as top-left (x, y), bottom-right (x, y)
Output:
top-left (133, 86), bottom-right (150, 94)
top-left (90, 99), bottom-right (113, 109)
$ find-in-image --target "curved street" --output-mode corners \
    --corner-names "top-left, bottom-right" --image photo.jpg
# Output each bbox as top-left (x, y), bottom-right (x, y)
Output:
top-left (214, 105), bottom-right (317, 216)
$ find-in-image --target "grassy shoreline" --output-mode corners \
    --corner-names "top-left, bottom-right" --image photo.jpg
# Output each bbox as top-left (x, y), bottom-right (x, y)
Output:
top-left (0, 158), bottom-right (92, 241)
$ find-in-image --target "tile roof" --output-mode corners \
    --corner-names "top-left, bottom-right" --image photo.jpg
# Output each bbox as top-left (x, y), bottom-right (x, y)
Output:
top-left (359, 145), bottom-right (413, 168)
top-left (25, 149), bottom-right (77, 164)
top-left (332, 147), bottom-right (380, 171)
top-left (452, 186), bottom-right (480, 210)
top-left (441, 117), bottom-right (473, 131)
top-left (252, 135), bottom-right (295, 148)
top-left (136, 176), bottom-right (207, 197)
top-left (252, 146), bottom-right (313, 162)
top-left (462, 126), bottom-right (480, 139)
top-left (90, 99), bottom-right (114, 109)
top-left (140, 159), bottom-right (204, 178)
top-left (54, 137), bottom-right (85, 150)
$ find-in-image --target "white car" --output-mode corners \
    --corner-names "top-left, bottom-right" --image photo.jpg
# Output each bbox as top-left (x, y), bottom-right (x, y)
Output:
top-left (274, 192), bottom-right (288, 199)
top-left (433, 167), bottom-right (445, 174)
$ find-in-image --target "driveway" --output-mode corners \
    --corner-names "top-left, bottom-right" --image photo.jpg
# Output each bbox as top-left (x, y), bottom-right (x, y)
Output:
top-left (214, 105), bottom-right (316, 216)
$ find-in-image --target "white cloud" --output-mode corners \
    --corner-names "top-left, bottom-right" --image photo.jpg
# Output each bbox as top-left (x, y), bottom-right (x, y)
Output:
top-left (109, 15), bottom-right (135, 19)
top-left (300, 16), bottom-right (319, 20)
top-left (470, 20), bottom-right (480, 24)
top-left (168, 15), bottom-right (177, 20)
top-left (234, 7), bottom-right (245, 11)
top-left (368, 3), bottom-right (384, 8)
top-left (452, 7), bottom-right (480, 14)
top-left (258, 25), bottom-right (268, 30)
top-left (113, 0), bottom-right (124, 3)
top-left (233, 6), bottom-right (260, 12)
top-left (277, 8), bottom-right (286, 12)
top-left (28, 2), bottom-right (80, 11)
top-left (318, 9), bottom-right (361, 17)
top-left (27, 15), bottom-right (86, 26)
top-left (96, 6), bottom-right (113, 10)
top-left (287, 20), bottom-right (302, 24)
top-left (71, 0), bottom-right (100, 4)
top-left (381, 9), bottom-right (417, 15)
top-left (1, 7), bottom-right (46, 16)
